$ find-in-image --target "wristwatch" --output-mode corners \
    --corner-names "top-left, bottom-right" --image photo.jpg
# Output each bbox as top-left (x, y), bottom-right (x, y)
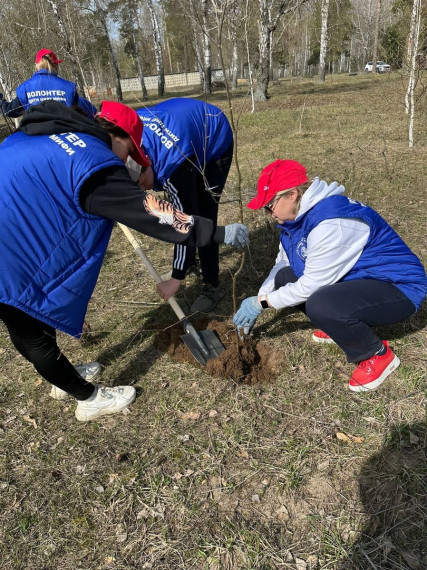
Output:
top-left (259, 295), bottom-right (269, 309)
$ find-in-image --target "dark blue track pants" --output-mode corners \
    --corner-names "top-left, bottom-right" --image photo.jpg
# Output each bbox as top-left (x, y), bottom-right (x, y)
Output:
top-left (274, 267), bottom-right (416, 363)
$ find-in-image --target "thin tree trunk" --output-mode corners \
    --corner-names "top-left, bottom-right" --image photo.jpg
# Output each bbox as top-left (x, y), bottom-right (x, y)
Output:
top-left (244, 0), bottom-right (255, 111)
top-left (371, 0), bottom-right (382, 74)
top-left (254, 0), bottom-right (271, 102)
top-left (188, 1), bottom-right (204, 91)
top-left (318, 0), bottom-right (330, 82)
top-left (147, 0), bottom-right (165, 97)
top-left (202, 0), bottom-right (212, 94)
top-left (230, 1), bottom-right (239, 89)
top-left (132, 4), bottom-right (148, 100)
top-left (407, 0), bottom-right (421, 147)
top-left (133, 26), bottom-right (148, 100)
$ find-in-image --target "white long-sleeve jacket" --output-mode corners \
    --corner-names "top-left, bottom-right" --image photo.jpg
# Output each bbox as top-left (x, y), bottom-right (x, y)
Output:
top-left (258, 178), bottom-right (370, 309)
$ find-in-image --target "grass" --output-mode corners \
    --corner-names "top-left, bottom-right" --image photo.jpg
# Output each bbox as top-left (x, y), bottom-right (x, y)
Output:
top-left (0, 71), bottom-right (426, 569)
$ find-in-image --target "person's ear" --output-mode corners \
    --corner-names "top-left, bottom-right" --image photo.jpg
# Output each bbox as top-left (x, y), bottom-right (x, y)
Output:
top-left (289, 188), bottom-right (299, 201)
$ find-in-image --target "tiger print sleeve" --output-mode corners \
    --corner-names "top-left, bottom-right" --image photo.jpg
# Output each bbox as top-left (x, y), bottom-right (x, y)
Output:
top-left (80, 165), bottom-right (224, 248)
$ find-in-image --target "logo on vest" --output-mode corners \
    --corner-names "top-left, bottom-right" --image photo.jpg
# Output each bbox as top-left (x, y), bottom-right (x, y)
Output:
top-left (296, 238), bottom-right (307, 260)
top-left (348, 198), bottom-right (366, 207)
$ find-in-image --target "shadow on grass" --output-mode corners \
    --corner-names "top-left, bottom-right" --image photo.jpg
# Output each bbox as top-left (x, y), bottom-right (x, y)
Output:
top-left (339, 422), bottom-right (427, 570)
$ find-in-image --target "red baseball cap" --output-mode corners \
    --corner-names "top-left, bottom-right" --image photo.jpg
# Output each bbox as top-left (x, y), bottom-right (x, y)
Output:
top-left (35, 49), bottom-right (63, 65)
top-left (97, 100), bottom-right (151, 168)
top-left (247, 159), bottom-right (308, 210)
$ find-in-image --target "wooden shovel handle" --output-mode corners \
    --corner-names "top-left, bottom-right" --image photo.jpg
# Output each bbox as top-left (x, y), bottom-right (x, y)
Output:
top-left (118, 223), bottom-right (187, 321)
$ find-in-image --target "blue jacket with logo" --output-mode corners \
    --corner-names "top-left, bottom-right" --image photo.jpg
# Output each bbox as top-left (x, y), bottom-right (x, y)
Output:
top-left (136, 98), bottom-right (233, 190)
top-left (0, 129), bottom-right (123, 337)
top-left (279, 195), bottom-right (427, 309)
top-left (16, 70), bottom-right (78, 110)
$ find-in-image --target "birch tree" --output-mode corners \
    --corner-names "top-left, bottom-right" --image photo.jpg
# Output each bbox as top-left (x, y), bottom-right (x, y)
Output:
top-left (146, 0), bottom-right (165, 97)
top-left (318, 0), bottom-right (330, 81)
top-left (406, 0), bottom-right (422, 147)
top-left (254, 0), bottom-right (309, 103)
top-left (230, 0), bottom-right (239, 89)
top-left (371, 0), bottom-right (382, 73)
top-left (202, 0), bottom-right (212, 94)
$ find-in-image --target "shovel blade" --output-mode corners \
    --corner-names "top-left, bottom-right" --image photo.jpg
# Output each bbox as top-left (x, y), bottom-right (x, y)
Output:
top-left (181, 329), bottom-right (225, 366)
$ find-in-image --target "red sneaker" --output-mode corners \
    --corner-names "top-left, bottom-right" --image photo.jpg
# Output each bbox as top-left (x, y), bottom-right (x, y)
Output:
top-left (312, 330), bottom-right (336, 344)
top-left (349, 341), bottom-right (400, 392)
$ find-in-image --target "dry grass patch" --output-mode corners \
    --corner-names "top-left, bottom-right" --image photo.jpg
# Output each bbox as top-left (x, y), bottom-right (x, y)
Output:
top-left (0, 72), bottom-right (426, 569)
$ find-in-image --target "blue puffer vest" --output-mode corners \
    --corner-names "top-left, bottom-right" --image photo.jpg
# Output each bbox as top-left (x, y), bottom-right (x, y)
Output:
top-left (0, 130), bottom-right (123, 336)
top-left (16, 70), bottom-right (78, 109)
top-left (279, 195), bottom-right (427, 309)
top-left (136, 98), bottom-right (233, 189)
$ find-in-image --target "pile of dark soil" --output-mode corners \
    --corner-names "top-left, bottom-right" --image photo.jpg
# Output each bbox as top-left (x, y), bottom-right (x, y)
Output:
top-left (153, 319), bottom-right (282, 384)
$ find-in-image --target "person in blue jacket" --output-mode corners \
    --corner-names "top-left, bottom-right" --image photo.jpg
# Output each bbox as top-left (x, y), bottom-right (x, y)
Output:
top-left (134, 98), bottom-right (234, 313)
top-left (233, 159), bottom-right (427, 392)
top-left (0, 100), bottom-right (248, 422)
top-left (0, 48), bottom-right (96, 118)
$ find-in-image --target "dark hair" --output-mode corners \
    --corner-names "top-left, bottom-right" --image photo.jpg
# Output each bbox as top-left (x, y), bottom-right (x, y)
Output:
top-left (94, 116), bottom-right (130, 139)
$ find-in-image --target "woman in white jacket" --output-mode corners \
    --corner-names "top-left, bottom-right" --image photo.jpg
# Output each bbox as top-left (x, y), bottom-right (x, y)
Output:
top-left (233, 159), bottom-right (427, 392)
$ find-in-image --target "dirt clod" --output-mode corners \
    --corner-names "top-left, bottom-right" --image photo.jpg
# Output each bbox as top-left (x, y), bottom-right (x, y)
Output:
top-left (153, 319), bottom-right (282, 384)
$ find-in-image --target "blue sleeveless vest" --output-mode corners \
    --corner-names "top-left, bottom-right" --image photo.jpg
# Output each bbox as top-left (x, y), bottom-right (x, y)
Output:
top-left (0, 130), bottom-right (123, 336)
top-left (136, 98), bottom-right (233, 189)
top-left (16, 70), bottom-right (78, 109)
top-left (279, 195), bottom-right (427, 309)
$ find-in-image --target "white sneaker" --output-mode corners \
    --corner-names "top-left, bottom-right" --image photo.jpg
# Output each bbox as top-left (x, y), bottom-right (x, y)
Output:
top-left (49, 362), bottom-right (102, 400)
top-left (75, 385), bottom-right (136, 422)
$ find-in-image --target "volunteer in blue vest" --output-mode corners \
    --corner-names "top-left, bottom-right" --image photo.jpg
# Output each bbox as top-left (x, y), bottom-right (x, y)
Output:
top-left (233, 159), bottom-right (427, 392)
top-left (0, 48), bottom-right (96, 118)
top-left (134, 98), bottom-right (234, 313)
top-left (0, 100), bottom-right (248, 422)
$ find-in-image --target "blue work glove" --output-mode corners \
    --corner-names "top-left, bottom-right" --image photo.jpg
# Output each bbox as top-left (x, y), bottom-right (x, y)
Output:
top-left (224, 223), bottom-right (249, 248)
top-left (233, 296), bottom-right (262, 332)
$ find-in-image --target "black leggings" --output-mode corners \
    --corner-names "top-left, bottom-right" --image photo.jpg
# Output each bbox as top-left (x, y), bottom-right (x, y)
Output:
top-left (166, 142), bottom-right (234, 285)
top-left (274, 267), bottom-right (416, 363)
top-left (0, 303), bottom-right (95, 400)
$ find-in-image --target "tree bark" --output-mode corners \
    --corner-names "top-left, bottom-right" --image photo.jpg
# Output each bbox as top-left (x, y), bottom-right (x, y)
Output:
top-left (318, 0), bottom-right (330, 82)
top-left (147, 0), bottom-right (165, 97)
top-left (132, 2), bottom-right (148, 100)
top-left (406, 0), bottom-right (421, 147)
top-left (230, 1), bottom-right (239, 89)
top-left (201, 0), bottom-right (212, 94)
top-left (254, 0), bottom-right (271, 102)
top-left (371, 0), bottom-right (382, 74)
top-left (254, 0), bottom-right (309, 102)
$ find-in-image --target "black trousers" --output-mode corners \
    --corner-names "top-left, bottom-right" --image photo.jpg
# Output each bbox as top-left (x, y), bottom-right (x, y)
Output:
top-left (165, 141), bottom-right (234, 286)
top-left (0, 303), bottom-right (94, 400)
top-left (274, 267), bottom-right (416, 363)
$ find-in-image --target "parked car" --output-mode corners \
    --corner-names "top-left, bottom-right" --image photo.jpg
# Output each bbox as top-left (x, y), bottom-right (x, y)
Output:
top-left (364, 61), bottom-right (391, 73)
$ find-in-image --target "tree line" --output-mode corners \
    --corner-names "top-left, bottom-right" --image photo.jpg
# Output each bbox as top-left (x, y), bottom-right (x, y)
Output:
top-left (0, 0), bottom-right (426, 104)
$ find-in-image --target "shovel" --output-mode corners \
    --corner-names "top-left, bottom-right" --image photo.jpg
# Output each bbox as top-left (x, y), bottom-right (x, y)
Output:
top-left (118, 224), bottom-right (225, 366)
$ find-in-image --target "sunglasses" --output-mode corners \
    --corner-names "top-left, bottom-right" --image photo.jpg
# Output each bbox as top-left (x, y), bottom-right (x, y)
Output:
top-left (264, 195), bottom-right (282, 215)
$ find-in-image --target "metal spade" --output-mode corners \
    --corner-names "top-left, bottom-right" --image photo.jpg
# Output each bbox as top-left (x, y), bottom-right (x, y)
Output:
top-left (119, 224), bottom-right (225, 366)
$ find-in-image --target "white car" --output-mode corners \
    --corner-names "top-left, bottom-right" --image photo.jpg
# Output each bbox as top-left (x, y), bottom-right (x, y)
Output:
top-left (364, 61), bottom-right (391, 73)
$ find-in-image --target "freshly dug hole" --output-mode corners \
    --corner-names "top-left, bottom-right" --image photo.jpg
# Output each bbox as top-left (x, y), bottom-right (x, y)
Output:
top-left (153, 319), bottom-right (282, 384)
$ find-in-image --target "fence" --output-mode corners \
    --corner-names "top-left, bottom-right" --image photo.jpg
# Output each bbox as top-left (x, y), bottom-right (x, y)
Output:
top-left (119, 69), bottom-right (225, 93)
